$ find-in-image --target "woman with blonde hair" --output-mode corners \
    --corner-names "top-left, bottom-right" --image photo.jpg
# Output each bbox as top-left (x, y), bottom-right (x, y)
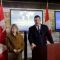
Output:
top-left (6, 24), bottom-right (24, 60)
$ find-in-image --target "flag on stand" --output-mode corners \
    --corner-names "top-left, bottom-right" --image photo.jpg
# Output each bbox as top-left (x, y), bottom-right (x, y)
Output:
top-left (45, 2), bottom-right (52, 44)
top-left (45, 2), bottom-right (49, 22)
top-left (45, 2), bottom-right (51, 32)
top-left (0, 5), bottom-right (7, 60)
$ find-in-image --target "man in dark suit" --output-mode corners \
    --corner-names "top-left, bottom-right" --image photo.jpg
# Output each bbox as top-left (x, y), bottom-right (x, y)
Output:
top-left (28, 15), bottom-right (54, 60)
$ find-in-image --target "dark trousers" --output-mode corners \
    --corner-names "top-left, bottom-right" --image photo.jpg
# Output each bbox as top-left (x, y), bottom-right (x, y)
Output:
top-left (32, 46), bottom-right (47, 60)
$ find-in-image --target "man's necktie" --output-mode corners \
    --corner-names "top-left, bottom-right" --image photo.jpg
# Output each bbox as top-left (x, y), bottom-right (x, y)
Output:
top-left (38, 26), bottom-right (43, 45)
top-left (38, 26), bottom-right (40, 33)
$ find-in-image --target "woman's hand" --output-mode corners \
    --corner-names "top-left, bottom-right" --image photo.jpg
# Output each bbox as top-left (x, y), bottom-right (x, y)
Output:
top-left (18, 49), bottom-right (22, 52)
top-left (13, 49), bottom-right (18, 53)
top-left (13, 49), bottom-right (22, 53)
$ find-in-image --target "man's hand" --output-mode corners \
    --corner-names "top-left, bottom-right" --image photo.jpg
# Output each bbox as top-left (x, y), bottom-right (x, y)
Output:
top-left (31, 43), bottom-right (36, 50)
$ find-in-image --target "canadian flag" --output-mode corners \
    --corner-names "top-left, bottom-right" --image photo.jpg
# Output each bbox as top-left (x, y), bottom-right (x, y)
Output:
top-left (0, 5), bottom-right (7, 60)
top-left (45, 2), bottom-right (51, 32)
top-left (45, 2), bottom-right (52, 44)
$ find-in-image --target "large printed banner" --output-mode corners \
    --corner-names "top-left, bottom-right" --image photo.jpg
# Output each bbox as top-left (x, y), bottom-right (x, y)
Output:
top-left (10, 10), bottom-right (43, 31)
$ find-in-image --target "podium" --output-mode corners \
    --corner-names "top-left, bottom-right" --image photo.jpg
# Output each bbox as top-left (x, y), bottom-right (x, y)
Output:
top-left (47, 43), bottom-right (60, 60)
top-left (31, 43), bottom-right (60, 60)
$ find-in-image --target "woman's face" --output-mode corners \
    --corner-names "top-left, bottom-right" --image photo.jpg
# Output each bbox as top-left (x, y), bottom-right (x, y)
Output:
top-left (12, 26), bottom-right (17, 33)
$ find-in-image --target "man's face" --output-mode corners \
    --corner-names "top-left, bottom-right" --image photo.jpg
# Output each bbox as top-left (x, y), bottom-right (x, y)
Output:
top-left (34, 17), bottom-right (41, 26)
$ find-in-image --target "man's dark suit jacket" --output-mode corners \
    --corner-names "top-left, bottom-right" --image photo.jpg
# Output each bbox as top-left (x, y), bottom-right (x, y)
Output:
top-left (28, 24), bottom-right (54, 47)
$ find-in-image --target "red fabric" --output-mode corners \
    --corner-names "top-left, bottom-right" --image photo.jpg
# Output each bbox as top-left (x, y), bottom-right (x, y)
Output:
top-left (0, 5), bottom-right (4, 21)
top-left (0, 5), bottom-right (7, 60)
top-left (0, 50), bottom-right (8, 60)
top-left (0, 5), bottom-right (6, 44)
top-left (0, 26), bottom-right (6, 44)
top-left (45, 2), bottom-right (49, 22)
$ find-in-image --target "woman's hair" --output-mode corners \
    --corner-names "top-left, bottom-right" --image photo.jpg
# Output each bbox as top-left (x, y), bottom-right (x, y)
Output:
top-left (10, 24), bottom-right (19, 35)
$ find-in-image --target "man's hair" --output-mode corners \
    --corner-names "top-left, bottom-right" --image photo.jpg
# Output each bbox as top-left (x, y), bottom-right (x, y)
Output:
top-left (34, 15), bottom-right (41, 19)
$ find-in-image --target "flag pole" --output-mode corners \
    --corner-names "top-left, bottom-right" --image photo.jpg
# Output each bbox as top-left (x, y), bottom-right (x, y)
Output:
top-left (1, 0), bottom-right (2, 6)
top-left (47, 0), bottom-right (48, 7)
